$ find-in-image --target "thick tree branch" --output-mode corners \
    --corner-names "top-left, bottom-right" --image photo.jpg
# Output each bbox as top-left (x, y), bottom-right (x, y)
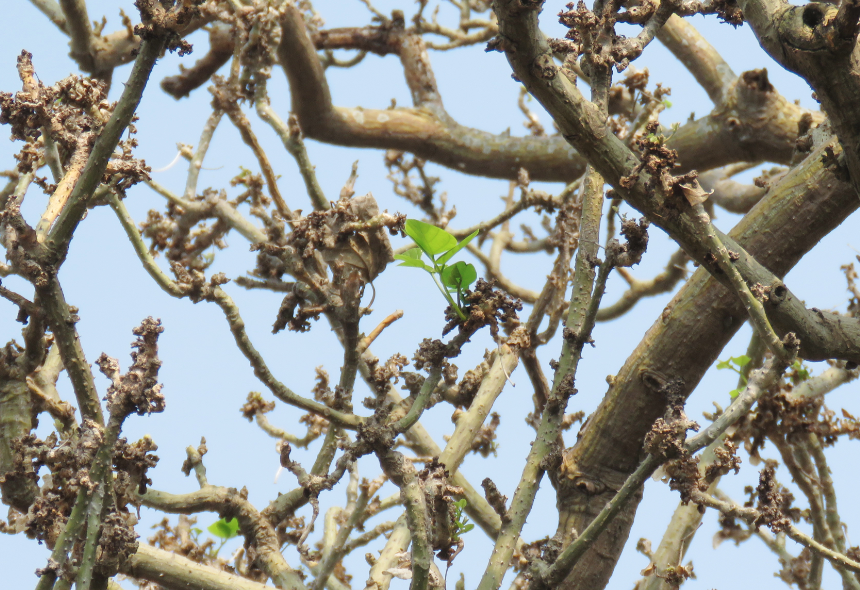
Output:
top-left (656, 15), bottom-right (736, 104)
top-left (494, 2), bottom-right (858, 363)
top-left (488, 4), bottom-right (859, 587)
top-left (122, 543), bottom-right (278, 590)
top-left (29, 0), bottom-right (68, 33)
top-left (58, 0), bottom-right (96, 74)
top-left (140, 485), bottom-right (306, 590)
top-left (278, 6), bottom-right (816, 182)
top-left (735, 0), bottom-right (860, 199)
top-left (537, 353), bottom-right (791, 588)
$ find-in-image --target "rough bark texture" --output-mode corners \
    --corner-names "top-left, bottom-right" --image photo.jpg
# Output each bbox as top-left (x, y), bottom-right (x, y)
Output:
top-left (554, 142), bottom-right (856, 587)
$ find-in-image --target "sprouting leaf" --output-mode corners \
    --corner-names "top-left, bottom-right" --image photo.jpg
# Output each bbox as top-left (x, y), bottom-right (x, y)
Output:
top-left (732, 355), bottom-right (751, 367)
top-left (718, 355), bottom-right (751, 399)
top-left (441, 261), bottom-right (477, 292)
top-left (396, 247), bottom-right (423, 260)
top-left (404, 219), bottom-right (457, 256)
top-left (396, 257), bottom-right (433, 270)
top-left (396, 218), bottom-right (481, 320)
top-left (208, 518), bottom-right (239, 539)
top-left (437, 229), bottom-right (480, 266)
top-left (462, 523), bottom-right (474, 533)
top-left (394, 248), bottom-right (433, 271)
top-left (662, 99), bottom-right (673, 108)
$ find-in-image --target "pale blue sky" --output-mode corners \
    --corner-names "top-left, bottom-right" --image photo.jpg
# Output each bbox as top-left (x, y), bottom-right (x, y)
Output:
top-left (1, 2), bottom-right (858, 589)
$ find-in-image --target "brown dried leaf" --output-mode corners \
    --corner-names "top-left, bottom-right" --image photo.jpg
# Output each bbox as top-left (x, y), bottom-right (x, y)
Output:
top-left (678, 179), bottom-right (713, 206)
top-left (320, 193), bottom-right (394, 282)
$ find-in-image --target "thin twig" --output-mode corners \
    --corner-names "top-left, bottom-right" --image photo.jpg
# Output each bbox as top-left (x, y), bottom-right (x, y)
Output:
top-left (108, 191), bottom-right (185, 297)
top-left (394, 366), bottom-right (444, 434)
top-left (183, 110), bottom-right (224, 201)
top-left (209, 287), bottom-right (362, 429)
top-left (254, 75), bottom-right (329, 212)
top-left (357, 310), bottom-right (404, 353)
top-left (596, 249), bottom-right (688, 321)
top-left (688, 203), bottom-right (789, 360)
top-left (37, 276), bottom-right (104, 425)
top-left (693, 491), bottom-right (860, 575)
top-left (312, 478), bottom-right (378, 590)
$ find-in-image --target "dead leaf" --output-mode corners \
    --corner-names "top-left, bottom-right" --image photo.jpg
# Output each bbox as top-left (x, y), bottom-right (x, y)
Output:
top-left (321, 192), bottom-right (394, 282)
top-left (641, 562), bottom-right (657, 576)
top-left (678, 180), bottom-right (713, 206)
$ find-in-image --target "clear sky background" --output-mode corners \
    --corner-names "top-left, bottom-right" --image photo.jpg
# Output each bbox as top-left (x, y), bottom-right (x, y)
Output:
top-left (1, 1), bottom-right (859, 589)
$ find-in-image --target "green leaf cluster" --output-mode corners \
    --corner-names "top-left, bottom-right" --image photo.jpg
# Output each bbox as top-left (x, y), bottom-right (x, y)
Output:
top-left (716, 354), bottom-right (751, 399)
top-left (394, 219), bottom-right (479, 320)
top-left (451, 499), bottom-right (474, 541)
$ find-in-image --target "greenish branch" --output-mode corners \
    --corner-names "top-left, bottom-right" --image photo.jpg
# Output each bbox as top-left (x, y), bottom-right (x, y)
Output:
top-left (45, 36), bottom-right (164, 259)
top-left (477, 166), bottom-right (605, 590)
top-left (209, 287), bottom-right (362, 429)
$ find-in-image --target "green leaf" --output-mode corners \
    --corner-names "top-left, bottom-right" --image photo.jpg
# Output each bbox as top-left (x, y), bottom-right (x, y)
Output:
top-left (394, 249), bottom-right (433, 271)
top-left (729, 388), bottom-right (742, 399)
top-left (208, 518), bottom-right (239, 539)
top-left (731, 355), bottom-right (751, 367)
top-left (662, 99), bottom-right (673, 108)
top-left (404, 219), bottom-right (457, 256)
top-left (395, 247), bottom-right (423, 260)
top-left (454, 499), bottom-right (467, 510)
top-left (395, 248), bottom-right (432, 270)
top-left (437, 229), bottom-right (480, 266)
top-left (716, 360), bottom-right (732, 370)
top-left (441, 261), bottom-right (477, 291)
top-left (396, 258), bottom-right (432, 270)
top-left (462, 523), bottom-right (474, 533)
